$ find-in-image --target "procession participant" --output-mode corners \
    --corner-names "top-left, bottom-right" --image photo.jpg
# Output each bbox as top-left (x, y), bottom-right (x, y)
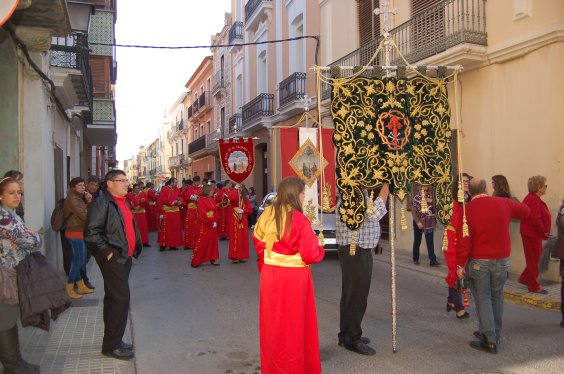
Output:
top-left (180, 180), bottom-right (190, 223)
top-left (443, 173), bottom-right (472, 319)
top-left (190, 185), bottom-right (220, 267)
top-left (220, 180), bottom-right (235, 239)
top-left (336, 184), bottom-right (389, 355)
top-left (253, 176), bottom-right (325, 374)
top-left (157, 178), bottom-right (183, 251)
top-left (144, 182), bottom-right (159, 232)
top-left (519, 175), bottom-right (551, 294)
top-left (456, 178), bottom-right (529, 353)
top-left (228, 184), bottom-right (253, 264)
top-left (183, 177), bottom-right (203, 249)
top-left (127, 183), bottom-right (150, 247)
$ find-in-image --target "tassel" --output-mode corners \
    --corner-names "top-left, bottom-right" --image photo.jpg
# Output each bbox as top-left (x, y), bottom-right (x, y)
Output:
top-left (462, 288), bottom-right (470, 307)
top-left (462, 214), bottom-right (469, 237)
top-left (420, 188), bottom-right (428, 214)
top-left (442, 231), bottom-right (448, 252)
top-left (322, 183), bottom-right (331, 211)
top-left (457, 179), bottom-right (464, 203)
top-left (350, 232), bottom-right (357, 256)
top-left (366, 191), bottom-right (374, 215)
top-left (400, 206), bottom-right (407, 230)
top-left (318, 226), bottom-right (325, 246)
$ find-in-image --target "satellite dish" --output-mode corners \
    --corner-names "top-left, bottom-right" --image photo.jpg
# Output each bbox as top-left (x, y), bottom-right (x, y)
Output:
top-left (0, 0), bottom-right (19, 27)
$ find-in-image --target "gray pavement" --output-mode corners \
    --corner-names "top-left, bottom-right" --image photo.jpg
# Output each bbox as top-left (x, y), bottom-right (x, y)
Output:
top-left (8, 232), bottom-right (563, 373)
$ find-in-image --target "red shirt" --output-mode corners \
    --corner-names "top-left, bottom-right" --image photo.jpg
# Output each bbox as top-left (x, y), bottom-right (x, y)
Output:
top-left (113, 195), bottom-right (136, 256)
top-left (456, 195), bottom-right (529, 266)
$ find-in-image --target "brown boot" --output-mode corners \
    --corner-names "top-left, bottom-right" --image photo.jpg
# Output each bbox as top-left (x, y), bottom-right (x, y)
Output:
top-left (0, 325), bottom-right (40, 373)
top-left (66, 283), bottom-right (83, 299)
top-left (76, 279), bottom-right (94, 294)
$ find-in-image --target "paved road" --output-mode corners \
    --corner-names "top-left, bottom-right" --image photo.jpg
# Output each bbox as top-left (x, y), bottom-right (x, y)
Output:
top-left (128, 233), bottom-right (564, 374)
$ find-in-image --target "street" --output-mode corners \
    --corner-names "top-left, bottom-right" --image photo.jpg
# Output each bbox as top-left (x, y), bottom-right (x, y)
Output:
top-left (126, 233), bottom-right (563, 374)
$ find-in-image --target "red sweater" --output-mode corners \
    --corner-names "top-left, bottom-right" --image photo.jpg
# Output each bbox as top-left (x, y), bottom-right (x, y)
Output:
top-left (456, 196), bottom-right (529, 266)
top-left (520, 192), bottom-right (551, 239)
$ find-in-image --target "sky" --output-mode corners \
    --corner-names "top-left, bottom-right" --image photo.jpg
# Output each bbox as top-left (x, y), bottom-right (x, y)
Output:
top-left (114, 0), bottom-right (232, 164)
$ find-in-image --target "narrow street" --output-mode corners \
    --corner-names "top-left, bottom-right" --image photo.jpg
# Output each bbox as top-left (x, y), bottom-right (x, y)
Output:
top-left (128, 233), bottom-right (563, 374)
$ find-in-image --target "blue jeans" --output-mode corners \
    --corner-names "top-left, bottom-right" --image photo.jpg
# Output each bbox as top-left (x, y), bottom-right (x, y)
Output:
top-left (467, 258), bottom-right (509, 344)
top-left (412, 221), bottom-right (436, 262)
top-left (67, 238), bottom-right (86, 283)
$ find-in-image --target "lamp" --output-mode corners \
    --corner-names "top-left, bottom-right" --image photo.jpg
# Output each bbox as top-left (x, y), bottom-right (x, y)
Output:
top-left (67, 0), bottom-right (94, 33)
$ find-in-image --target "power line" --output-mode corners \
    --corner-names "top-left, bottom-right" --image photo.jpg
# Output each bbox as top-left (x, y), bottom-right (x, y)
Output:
top-left (90, 35), bottom-right (320, 65)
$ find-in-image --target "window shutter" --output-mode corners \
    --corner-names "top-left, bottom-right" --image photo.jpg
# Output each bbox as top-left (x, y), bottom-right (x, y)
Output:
top-left (412, 0), bottom-right (442, 16)
top-left (90, 56), bottom-right (110, 99)
top-left (357, 0), bottom-right (381, 47)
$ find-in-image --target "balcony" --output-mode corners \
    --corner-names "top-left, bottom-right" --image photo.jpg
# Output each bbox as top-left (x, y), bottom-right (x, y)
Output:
top-left (278, 72), bottom-right (306, 108)
top-left (212, 71), bottom-right (226, 96)
top-left (188, 92), bottom-right (212, 120)
top-left (322, 0), bottom-right (487, 97)
top-left (244, 0), bottom-right (272, 31)
top-left (242, 93), bottom-right (274, 128)
top-left (86, 99), bottom-right (116, 146)
top-left (228, 21), bottom-right (243, 47)
top-left (189, 135), bottom-right (206, 155)
top-left (50, 32), bottom-right (93, 112)
top-left (169, 155), bottom-right (180, 168)
top-left (228, 113), bottom-right (242, 135)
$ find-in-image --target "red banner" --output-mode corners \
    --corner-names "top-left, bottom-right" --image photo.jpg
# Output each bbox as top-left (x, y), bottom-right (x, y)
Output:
top-left (218, 138), bottom-right (255, 183)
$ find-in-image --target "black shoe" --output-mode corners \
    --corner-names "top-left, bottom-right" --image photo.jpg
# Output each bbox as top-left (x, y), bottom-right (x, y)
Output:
top-left (119, 341), bottom-right (134, 351)
top-left (210, 261), bottom-right (220, 266)
top-left (238, 259), bottom-right (246, 263)
top-left (191, 264), bottom-right (199, 268)
top-left (456, 311), bottom-right (470, 319)
top-left (413, 260), bottom-right (420, 265)
top-left (159, 246), bottom-right (166, 252)
top-left (473, 331), bottom-right (500, 345)
top-left (184, 247), bottom-right (192, 250)
top-left (469, 340), bottom-right (497, 354)
top-left (83, 279), bottom-right (95, 290)
top-left (232, 260), bottom-right (239, 264)
top-left (344, 341), bottom-right (376, 355)
top-left (338, 337), bottom-right (370, 347)
top-left (143, 243), bottom-right (151, 247)
top-left (170, 247), bottom-right (179, 251)
top-left (446, 303), bottom-right (455, 312)
top-left (430, 260), bottom-right (440, 267)
top-left (102, 347), bottom-right (135, 360)
top-left (530, 288), bottom-right (548, 294)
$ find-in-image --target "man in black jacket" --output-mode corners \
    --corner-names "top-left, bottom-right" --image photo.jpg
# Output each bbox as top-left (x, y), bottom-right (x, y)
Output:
top-left (84, 169), bottom-right (141, 360)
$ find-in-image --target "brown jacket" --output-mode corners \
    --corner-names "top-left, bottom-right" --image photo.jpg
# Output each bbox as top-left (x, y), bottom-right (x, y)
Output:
top-left (63, 189), bottom-right (88, 233)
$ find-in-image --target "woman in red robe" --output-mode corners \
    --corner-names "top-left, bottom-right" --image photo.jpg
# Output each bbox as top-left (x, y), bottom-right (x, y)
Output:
top-left (157, 178), bottom-right (184, 251)
top-left (183, 178), bottom-right (203, 249)
top-left (215, 183), bottom-right (229, 240)
top-left (144, 183), bottom-right (159, 232)
top-left (253, 176), bottom-right (325, 374)
top-left (228, 185), bottom-right (253, 263)
top-left (191, 185), bottom-right (220, 267)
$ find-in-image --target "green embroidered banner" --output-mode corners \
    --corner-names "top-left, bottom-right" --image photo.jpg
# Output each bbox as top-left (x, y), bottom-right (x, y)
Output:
top-left (331, 76), bottom-right (453, 230)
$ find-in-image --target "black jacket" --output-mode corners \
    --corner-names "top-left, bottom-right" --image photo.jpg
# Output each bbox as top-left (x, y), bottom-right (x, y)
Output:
top-left (84, 192), bottom-right (142, 263)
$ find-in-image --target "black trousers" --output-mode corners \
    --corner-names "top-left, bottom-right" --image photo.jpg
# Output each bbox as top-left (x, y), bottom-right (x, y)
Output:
top-left (60, 231), bottom-right (73, 276)
top-left (560, 260), bottom-right (564, 319)
top-left (96, 256), bottom-right (132, 352)
top-left (338, 245), bottom-right (373, 345)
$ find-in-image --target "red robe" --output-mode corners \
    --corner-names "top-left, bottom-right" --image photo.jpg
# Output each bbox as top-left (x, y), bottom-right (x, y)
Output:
top-left (183, 185), bottom-right (202, 249)
top-left (157, 186), bottom-right (184, 247)
top-left (228, 195), bottom-right (253, 261)
top-left (223, 187), bottom-right (237, 238)
top-left (444, 201), bottom-right (462, 288)
top-left (253, 208), bottom-right (325, 374)
top-left (215, 188), bottom-right (229, 239)
top-left (191, 197), bottom-right (219, 267)
top-left (127, 191), bottom-right (149, 244)
top-left (145, 187), bottom-right (159, 231)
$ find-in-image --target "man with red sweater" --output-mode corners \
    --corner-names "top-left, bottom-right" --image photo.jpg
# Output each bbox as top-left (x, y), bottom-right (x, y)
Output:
top-left (456, 178), bottom-right (529, 354)
top-left (85, 169), bottom-right (142, 360)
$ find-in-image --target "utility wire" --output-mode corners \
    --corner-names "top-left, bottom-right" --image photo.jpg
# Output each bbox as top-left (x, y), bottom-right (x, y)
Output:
top-left (90, 35), bottom-right (321, 65)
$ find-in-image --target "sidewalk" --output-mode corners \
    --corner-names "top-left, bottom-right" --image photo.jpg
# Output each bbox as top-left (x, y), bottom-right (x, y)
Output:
top-left (376, 241), bottom-right (561, 311)
top-left (15, 261), bottom-right (135, 374)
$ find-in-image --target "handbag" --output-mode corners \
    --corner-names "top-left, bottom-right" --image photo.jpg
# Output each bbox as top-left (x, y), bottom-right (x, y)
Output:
top-left (0, 265), bottom-right (19, 305)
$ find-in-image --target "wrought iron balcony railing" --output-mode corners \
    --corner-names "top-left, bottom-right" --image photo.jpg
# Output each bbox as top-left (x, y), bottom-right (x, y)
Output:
top-left (245, 0), bottom-right (272, 25)
top-left (212, 71), bottom-right (226, 93)
top-left (228, 113), bottom-right (242, 135)
top-left (242, 93), bottom-right (274, 125)
top-left (228, 21), bottom-right (243, 45)
top-left (50, 31), bottom-right (93, 111)
top-left (188, 135), bottom-right (206, 154)
top-left (322, 0), bottom-right (487, 100)
top-left (278, 72), bottom-right (306, 108)
top-left (198, 91), bottom-right (211, 111)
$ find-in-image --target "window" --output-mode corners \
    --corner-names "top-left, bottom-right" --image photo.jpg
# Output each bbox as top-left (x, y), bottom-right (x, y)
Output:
top-left (358, 0), bottom-right (381, 47)
top-left (289, 13), bottom-right (304, 74)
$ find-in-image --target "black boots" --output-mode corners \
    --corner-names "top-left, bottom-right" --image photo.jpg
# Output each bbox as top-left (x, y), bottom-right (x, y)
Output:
top-left (0, 325), bottom-right (40, 373)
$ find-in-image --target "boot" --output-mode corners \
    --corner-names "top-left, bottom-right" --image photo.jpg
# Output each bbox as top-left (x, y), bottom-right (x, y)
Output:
top-left (66, 283), bottom-right (83, 299)
top-left (0, 325), bottom-right (40, 373)
top-left (75, 280), bottom-right (94, 294)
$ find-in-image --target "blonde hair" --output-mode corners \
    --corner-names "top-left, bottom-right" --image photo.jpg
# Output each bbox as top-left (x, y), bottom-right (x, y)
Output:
top-left (527, 175), bottom-right (546, 193)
